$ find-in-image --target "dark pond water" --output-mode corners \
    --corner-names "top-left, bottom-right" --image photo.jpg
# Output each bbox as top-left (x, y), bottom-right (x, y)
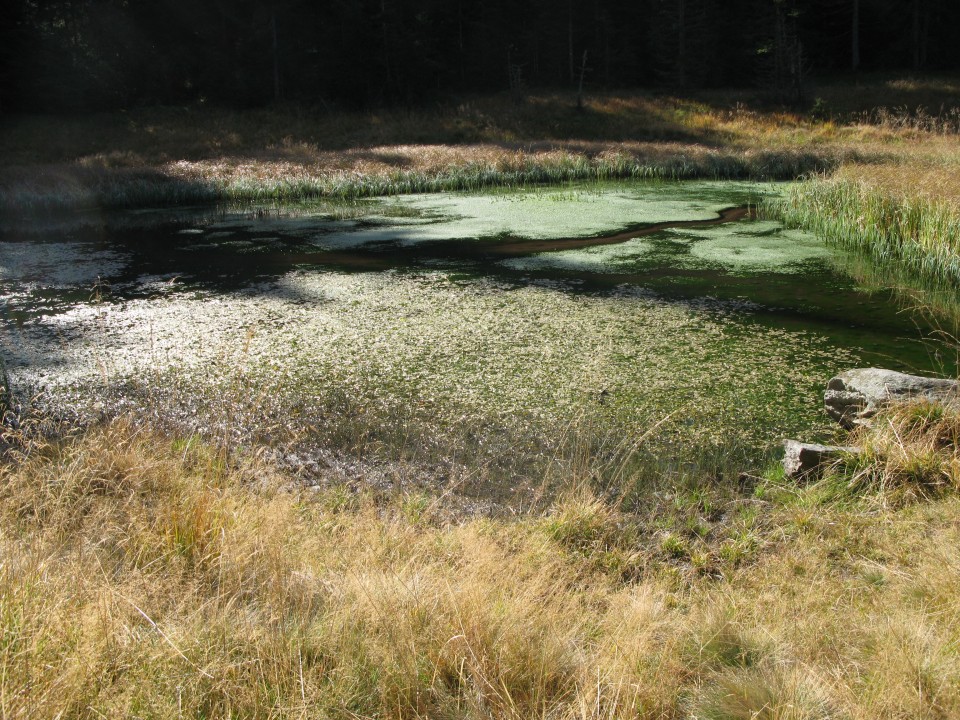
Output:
top-left (1, 180), bottom-right (955, 478)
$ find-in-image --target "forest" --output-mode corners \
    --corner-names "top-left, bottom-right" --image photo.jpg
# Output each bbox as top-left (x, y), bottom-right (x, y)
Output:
top-left (4, 0), bottom-right (959, 111)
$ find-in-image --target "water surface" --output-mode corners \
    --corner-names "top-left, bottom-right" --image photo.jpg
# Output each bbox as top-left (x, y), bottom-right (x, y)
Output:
top-left (2, 180), bottom-right (953, 482)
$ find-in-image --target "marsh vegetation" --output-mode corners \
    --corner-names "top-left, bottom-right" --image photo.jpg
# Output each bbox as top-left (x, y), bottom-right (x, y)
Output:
top-left (3, 72), bottom-right (960, 718)
top-left (5, 180), bottom-right (955, 505)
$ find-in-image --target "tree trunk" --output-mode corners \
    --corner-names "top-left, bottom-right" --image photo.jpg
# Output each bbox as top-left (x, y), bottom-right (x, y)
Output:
top-left (457, 0), bottom-right (465, 84)
top-left (851, 0), bottom-right (860, 71)
top-left (912, 0), bottom-right (921, 69)
top-left (577, 50), bottom-right (588, 109)
top-left (677, 0), bottom-right (686, 88)
top-left (271, 5), bottom-right (281, 102)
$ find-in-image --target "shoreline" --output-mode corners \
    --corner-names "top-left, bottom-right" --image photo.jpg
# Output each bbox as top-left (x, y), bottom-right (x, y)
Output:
top-left (0, 142), bottom-right (843, 216)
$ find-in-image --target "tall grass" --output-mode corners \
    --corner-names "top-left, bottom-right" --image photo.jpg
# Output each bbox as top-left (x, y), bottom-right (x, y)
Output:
top-left (0, 147), bottom-right (838, 216)
top-left (221, 148), bottom-right (832, 199)
top-left (0, 418), bottom-right (958, 717)
top-left (825, 399), bottom-right (960, 505)
top-left (765, 177), bottom-right (960, 289)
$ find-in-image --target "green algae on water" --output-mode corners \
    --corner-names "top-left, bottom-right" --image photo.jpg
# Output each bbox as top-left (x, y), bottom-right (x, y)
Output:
top-left (4, 179), bottom-right (945, 478)
top-left (500, 220), bottom-right (830, 275)
top-left (8, 268), bottom-right (855, 457)
top-left (307, 181), bottom-right (778, 249)
top-left (680, 221), bottom-right (832, 273)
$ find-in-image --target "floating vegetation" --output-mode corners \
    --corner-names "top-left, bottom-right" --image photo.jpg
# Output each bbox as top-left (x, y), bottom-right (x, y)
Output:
top-left (502, 220), bottom-right (830, 275)
top-left (9, 268), bottom-right (854, 464)
top-left (2, 180), bottom-right (947, 479)
top-left (309, 181), bottom-right (775, 249)
top-left (500, 238), bottom-right (657, 273)
top-left (681, 221), bottom-right (833, 273)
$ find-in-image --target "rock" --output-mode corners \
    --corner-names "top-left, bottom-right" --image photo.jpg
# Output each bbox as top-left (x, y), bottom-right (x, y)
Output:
top-left (783, 440), bottom-right (860, 480)
top-left (824, 368), bottom-right (959, 429)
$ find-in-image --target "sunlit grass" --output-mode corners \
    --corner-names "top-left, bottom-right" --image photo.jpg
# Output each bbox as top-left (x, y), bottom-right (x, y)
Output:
top-left (3, 76), bottom-right (957, 223)
top-left (0, 418), bottom-right (957, 717)
top-left (825, 400), bottom-right (960, 505)
top-left (0, 143), bottom-right (842, 214)
top-left (0, 83), bottom-right (916, 214)
top-left (766, 176), bottom-right (960, 288)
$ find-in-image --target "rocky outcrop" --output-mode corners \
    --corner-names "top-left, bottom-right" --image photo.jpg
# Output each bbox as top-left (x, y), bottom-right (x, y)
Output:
top-left (824, 368), bottom-right (959, 429)
top-left (782, 440), bottom-right (860, 480)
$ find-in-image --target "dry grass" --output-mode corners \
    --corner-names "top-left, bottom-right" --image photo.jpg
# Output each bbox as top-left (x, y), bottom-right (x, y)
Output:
top-left (1, 75), bottom-right (958, 221)
top-left (0, 418), bottom-right (958, 718)
top-left (0, 94), bottom-right (854, 168)
top-left (835, 400), bottom-right (960, 504)
top-left (0, 83), bottom-right (933, 213)
top-left (836, 158), bottom-right (960, 210)
top-left (2, 79), bottom-right (958, 222)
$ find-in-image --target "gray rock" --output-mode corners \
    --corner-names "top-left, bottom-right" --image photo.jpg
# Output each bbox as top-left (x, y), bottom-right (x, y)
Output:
top-left (783, 439), bottom-right (860, 480)
top-left (824, 368), bottom-right (959, 429)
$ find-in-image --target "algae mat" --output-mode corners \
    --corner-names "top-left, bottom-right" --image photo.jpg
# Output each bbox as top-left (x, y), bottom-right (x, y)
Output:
top-left (0, 181), bottom-right (944, 472)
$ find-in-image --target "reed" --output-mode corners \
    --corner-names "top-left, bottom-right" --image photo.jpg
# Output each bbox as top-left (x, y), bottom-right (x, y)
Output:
top-left (764, 177), bottom-right (960, 289)
top-left (0, 147), bottom-right (840, 216)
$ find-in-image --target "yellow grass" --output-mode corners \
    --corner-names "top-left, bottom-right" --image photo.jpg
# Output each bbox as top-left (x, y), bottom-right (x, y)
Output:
top-left (836, 158), bottom-right (960, 209)
top-left (1, 418), bottom-right (958, 718)
top-left (840, 400), bottom-right (960, 503)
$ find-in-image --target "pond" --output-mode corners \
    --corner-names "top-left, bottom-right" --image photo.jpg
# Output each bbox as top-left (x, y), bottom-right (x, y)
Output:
top-left (1, 180), bottom-right (954, 494)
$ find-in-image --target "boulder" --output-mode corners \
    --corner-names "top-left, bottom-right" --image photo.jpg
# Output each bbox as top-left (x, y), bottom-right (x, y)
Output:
top-left (824, 368), bottom-right (959, 429)
top-left (782, 440), bottom-right (860, 480)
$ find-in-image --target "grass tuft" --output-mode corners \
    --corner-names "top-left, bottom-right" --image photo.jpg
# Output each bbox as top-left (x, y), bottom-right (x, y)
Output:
top-left (690, 667), bottom-right (836, 720)
top-left (813, 400), bottom-right (960, 505)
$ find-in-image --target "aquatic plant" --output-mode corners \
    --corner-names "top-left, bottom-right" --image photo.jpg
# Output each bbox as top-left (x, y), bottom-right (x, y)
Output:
top-left (765, 177), bottom-right (960, 289)
top-left (6, 262), bottom-right (857, 482)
